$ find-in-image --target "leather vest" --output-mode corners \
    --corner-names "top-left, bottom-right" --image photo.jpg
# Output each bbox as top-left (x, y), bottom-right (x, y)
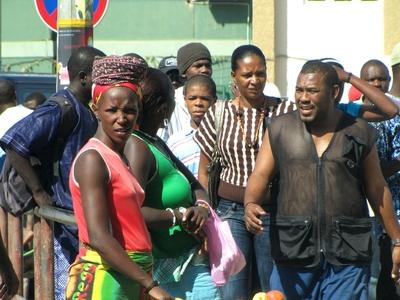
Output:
top-left (268, 111), bottom-right (377, 267)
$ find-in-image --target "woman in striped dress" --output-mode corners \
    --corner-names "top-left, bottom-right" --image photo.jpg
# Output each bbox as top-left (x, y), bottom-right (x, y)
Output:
top-left (194, 44), bottom-right (294, 300)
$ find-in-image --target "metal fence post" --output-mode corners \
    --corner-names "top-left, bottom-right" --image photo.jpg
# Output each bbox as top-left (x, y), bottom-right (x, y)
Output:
top-left (40, 217), bottom-right (54, 300)
top-left (33, 216), bottom-right (41, 300)
top-left (7, 213), bottom-right (23, 296)
top-left (0, 207), bottom-right (7, 249)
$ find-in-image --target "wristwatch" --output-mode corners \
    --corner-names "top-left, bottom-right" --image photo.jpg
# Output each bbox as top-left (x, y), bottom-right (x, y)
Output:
top-left (178, 207), bottom-right (187, 215)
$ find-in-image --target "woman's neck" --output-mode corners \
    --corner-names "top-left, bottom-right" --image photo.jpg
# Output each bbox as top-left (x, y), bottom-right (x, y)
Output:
top-left (236, 95), bottom-right (266, 110)
top-left (139, 124), bottom-right (158, 137)
top-left (236, 96), bottom-right (265, 109)
top-left (94, 131), bottom-right (124, 156)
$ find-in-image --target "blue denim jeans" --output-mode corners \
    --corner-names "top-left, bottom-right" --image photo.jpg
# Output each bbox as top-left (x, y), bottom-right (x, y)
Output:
top-left (216, 198), bottom-right (273, 300)
top-left (162, 263), bottom-right (221, 300)
top-left (270, 258), bottom-right (370, 300)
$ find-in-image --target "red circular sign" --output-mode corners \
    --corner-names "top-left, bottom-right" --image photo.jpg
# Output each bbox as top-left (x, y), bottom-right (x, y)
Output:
top-left (34, 0), bottom-right (109, 32)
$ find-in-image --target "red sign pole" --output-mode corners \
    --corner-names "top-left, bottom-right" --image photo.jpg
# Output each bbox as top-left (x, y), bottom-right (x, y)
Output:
top-left (35, 0), bottom-right (109, 32)
top-left (56, 0), bottom-right (93, 91)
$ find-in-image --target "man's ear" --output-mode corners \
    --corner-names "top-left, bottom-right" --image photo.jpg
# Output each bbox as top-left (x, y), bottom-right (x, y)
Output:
top-left (332, 84), bottom-right (340, 102)
top-left (79, 71), bottom-right (87, 85)
top-left (231, 70), bottom-right (236, 83)
top-left (156, 102), bottom-right (167, 115)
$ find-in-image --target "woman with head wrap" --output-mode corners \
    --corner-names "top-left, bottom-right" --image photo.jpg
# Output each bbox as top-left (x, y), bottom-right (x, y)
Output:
top-left (124, 68), bottom-right (221, 300)
top-left (65, 56), bottom-right (173, 300)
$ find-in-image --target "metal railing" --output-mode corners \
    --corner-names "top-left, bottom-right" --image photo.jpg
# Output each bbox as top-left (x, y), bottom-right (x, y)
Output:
top-left (0, 206), bottom-right (76, 300)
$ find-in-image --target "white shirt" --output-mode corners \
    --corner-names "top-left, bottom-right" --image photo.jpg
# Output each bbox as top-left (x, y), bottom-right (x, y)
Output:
top-left (0, 105), bottom-right (32, 138)
top-left (263, 82), bottom-right (281, 98)
top-left (0, 105), bottom-right (33, 165)
top-left (157, 86), bottom-right (192, 141)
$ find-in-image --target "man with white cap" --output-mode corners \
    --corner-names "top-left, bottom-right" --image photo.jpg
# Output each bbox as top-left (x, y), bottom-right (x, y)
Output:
top-left (158, 56), bottom-right (182, 90)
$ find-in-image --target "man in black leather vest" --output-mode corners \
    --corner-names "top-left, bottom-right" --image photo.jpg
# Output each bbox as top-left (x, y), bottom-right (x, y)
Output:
top-left (244, 60), bottom-right (400, 300)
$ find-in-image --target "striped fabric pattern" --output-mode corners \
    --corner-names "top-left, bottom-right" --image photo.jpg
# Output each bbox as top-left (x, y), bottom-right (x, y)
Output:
top-left (167, 128), bottom-right (200, 178)
top-left (194, 99), bottom-right (295, 187)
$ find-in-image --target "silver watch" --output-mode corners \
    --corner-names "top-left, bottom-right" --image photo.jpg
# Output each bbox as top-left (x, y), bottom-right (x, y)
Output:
top-left (178, 207), bottom-right (187, 215)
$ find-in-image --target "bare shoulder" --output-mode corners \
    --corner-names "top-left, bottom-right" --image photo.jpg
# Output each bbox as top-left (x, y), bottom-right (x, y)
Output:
top-left (125, 135), bottom-right (154, 167)
top-left (124, 134), bottom-right (155, 187)
top-left (125, 135), bottom-right (151, 154)
top-left (74, 149), bottom-right (108, 183)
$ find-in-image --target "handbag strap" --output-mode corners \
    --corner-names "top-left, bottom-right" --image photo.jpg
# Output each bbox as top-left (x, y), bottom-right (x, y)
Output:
top-left (213, 100), bottom-right (225, 155)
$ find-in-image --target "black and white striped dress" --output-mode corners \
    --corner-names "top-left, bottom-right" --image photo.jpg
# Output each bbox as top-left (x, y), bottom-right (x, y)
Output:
top-left (194, 99), bottom-right (295, 202)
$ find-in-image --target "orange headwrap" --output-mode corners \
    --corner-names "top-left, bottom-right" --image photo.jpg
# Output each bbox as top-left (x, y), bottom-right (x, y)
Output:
top-left (91, 82), bottom-right (141, 105)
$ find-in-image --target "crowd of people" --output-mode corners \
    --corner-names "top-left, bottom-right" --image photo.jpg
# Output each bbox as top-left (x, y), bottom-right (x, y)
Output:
top-left (0, 40), bottom-right (399, 300)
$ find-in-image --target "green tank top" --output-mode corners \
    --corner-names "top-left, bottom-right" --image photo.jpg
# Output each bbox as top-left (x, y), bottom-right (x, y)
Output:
top-left (133, 131), bottom-right (198, 258)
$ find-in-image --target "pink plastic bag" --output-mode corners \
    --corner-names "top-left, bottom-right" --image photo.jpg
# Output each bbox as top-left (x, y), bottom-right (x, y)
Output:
top-left (198, 200), bottom-right (246, 286)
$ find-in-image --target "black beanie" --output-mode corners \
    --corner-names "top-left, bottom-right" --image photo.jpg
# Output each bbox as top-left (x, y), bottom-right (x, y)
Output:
top-left (177, 43), bottom-right (212, 76)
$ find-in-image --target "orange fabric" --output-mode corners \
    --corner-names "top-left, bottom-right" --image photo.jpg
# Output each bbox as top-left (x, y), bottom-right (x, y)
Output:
top-left (92, 82), bottom-right (140, 105)
top-left (70, 138), bottom-right (152, 252)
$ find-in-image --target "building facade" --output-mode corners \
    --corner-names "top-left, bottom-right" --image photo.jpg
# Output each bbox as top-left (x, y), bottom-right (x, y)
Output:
top-left (0, 0), bottom-right (252, 98)
top-left (1, 0), bottom-right (399, 99)
top-left (253, 0), bottom-right (400, 99)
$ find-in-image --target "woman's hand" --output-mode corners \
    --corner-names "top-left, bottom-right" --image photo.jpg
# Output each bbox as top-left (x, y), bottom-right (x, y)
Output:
top-left (148, 286), bottom-right (175, 300)
top-left (181, 206), bottom-right (209, 234)
top-left (197, 230), bottom-right (208, 255)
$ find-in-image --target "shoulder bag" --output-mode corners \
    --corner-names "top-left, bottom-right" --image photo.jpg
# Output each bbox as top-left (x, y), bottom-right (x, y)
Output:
top-left (207, 100), bottom-right (224, 209)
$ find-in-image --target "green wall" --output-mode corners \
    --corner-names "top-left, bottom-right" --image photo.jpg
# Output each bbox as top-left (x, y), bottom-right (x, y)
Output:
top-left (95, 0), bottom-right (250, 40)
top-left (0, 0), bottom-right (251, 98)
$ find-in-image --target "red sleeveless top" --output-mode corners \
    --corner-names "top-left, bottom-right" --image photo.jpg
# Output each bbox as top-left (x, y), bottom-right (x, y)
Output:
top-left (69, 138), bottom-right (151, 252)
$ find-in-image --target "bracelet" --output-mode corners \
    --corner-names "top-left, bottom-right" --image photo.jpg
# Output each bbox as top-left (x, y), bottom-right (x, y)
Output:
top-left (144, 280), bottom-right (159, 294)
top-left (392, 238), bottom-right (400, 247)
top-left (178, 206), bottom-right (187, 215)
top-left (345, 72), bottom-right (352, 83)
top-left (165, 208), bottom-right (176, 226)
top-left (196, 199), bottom-right (210, 211)
top-left (196, 202), bottom-right (210, 215)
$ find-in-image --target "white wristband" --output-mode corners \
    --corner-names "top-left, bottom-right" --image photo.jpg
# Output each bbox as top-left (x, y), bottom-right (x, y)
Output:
top-left (165, 208), bottom-right (176, 226)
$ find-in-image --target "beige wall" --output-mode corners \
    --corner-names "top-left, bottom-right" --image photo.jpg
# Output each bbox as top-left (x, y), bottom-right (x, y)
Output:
top-left (384, 0), bottom-right (400, 56)
top-left (252, 0), bottom-right (276, 81)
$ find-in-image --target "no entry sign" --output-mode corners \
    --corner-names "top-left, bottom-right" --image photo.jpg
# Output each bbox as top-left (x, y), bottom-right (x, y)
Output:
top-left (34, 0), bottom-right (109, 31)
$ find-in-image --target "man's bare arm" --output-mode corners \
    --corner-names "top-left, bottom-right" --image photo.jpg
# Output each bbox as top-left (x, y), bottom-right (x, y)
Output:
top-left (334, 66), bottom-right (398, 121)
top-left (244, 131), bottom-right (276, 234)
top-left (5, 148), bottom-right (51, 207)
top-left (362, 145), bottom-right (400, 281)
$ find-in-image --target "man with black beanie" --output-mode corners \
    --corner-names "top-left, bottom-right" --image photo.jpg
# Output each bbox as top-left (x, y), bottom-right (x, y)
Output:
top-left (159, 42), bottom-right (212, 141)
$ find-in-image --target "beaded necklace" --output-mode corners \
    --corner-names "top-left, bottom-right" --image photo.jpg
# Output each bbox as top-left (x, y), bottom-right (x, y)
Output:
top-left (236, 97), bottom-right (267, 149)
